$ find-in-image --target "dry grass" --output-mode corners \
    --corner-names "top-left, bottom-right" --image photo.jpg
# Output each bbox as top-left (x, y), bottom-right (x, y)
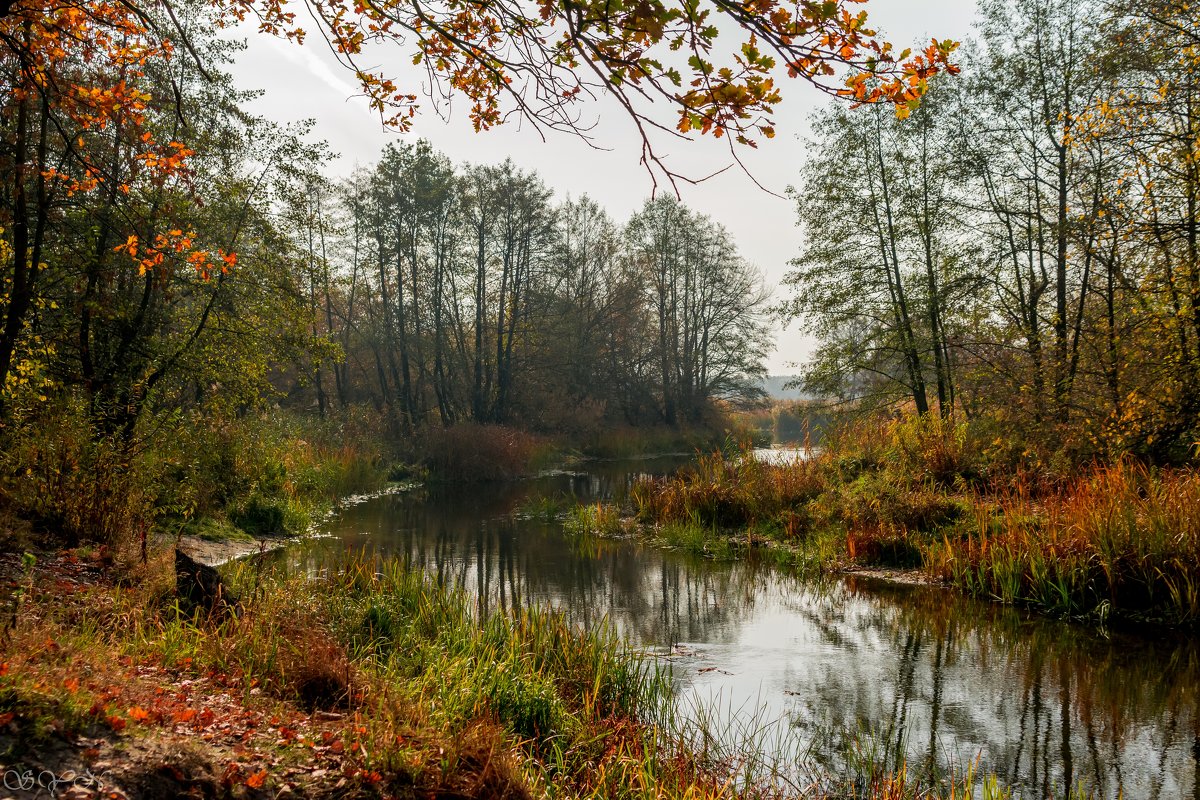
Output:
top-left (927, 461), bottom-right (1200, 623)
top-left (418, 423), bottom-right (550, 481)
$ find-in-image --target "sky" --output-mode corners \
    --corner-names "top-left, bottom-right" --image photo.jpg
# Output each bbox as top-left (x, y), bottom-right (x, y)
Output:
top-left (231, 0), bottom-right (979, 374)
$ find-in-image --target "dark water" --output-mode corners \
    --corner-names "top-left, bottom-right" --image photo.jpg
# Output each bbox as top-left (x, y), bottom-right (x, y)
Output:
top-left (305, 455), bottom-right (1200, 799)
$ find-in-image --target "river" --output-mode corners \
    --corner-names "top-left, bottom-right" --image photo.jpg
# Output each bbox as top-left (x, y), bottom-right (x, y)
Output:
top-left (297, 453), bottom-right (1200, 799)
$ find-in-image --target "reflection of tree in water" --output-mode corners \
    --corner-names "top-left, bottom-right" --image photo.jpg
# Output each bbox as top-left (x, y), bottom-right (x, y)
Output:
top-left (303, 463), bottom-right (1200, 800)
top-left (319, 464), bottom-right (767, 649)
top-left (791, 577), bottom-right (1200, 799)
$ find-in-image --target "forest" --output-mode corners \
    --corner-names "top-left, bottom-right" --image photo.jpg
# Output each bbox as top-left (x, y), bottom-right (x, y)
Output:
top-left (1, 0), bottom-right (1198, 798)
top-left (0, 13), bottom-right (771, 443)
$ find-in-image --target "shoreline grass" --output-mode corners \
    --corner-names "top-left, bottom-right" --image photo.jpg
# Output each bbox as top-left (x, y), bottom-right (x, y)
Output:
top-left (600, 416), bottom-right (1200, 629)
top-left (0, 546), bottom-right (1063, 799)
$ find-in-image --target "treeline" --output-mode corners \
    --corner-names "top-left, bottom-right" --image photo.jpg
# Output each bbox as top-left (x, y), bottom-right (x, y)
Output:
top-left (0, 0), bottom-right (769, 452)
top-left (296, 146), bottom-right (769, 434)
top-left (786, 0), bottom-right (1200, 463)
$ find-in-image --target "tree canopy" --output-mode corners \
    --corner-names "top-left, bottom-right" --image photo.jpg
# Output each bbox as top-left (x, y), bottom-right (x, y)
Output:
top-left (0, 0), bottom-right (958, 187)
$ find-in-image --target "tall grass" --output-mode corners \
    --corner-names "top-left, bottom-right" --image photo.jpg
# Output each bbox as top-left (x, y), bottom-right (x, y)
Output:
top-left (574, 423), bottom-right (733, 459)
top-left (927, 461), bottom-right (1200, 624)
top-left (0, 402), bottom-right (394, 553)
top-left (622, 414), bottom-right (1200, 626)
top-left (418, 422), bottom-right (551, 481)
top-left (631, 449), bottom-right (826, 534)
top-left (0, 403), bottom-right (155, 551)
top-left (564, 502), bottom-right (626, 536)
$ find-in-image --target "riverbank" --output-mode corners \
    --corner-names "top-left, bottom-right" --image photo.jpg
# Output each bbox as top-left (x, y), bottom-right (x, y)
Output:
top-left (576, 416), bottom-right (1200, 629)
top-left (0, 546), bottom-right (1031, 800)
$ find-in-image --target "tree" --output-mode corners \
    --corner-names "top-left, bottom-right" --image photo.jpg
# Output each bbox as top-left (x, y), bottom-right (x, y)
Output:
top-left (0, 2), bottom-right (323, 438)
top-left (626, 195), bottom-right (769, 424)
top-left (784, 100), bottom-right (974, 414)
top-left (1, 0), bottom-right (957, 188)
top-left (784, 0), bottom-right (1200, 461)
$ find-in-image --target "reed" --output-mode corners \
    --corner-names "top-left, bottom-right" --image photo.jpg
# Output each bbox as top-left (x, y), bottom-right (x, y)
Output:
top-left (564, 502), bottom-right (626, 536)
top-left (623, 415), bottom-right (1200, 626)
top-left (418, 422), bottom-right (551, 481)
top-left (926, 461), bottom-right (1200, 624)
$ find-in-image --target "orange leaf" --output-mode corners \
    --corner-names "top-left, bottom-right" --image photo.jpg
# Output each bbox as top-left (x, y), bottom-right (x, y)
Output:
top-left (129, 706), bottom-right (150, 723)
top-left (246, 770), bottom-right (268, 789)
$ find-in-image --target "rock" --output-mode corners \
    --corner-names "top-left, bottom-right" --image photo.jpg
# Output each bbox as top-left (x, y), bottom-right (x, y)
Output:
top-left (174, 549), bottom-right (240, 617)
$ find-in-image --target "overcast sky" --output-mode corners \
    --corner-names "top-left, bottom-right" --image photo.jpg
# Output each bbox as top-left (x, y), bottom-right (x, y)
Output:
top-left (231, 0), bottom-right (979, 374)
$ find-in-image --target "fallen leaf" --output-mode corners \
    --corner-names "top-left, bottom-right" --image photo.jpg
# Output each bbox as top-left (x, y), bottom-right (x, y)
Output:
top-left (246, 769), bottom-right (268, 789)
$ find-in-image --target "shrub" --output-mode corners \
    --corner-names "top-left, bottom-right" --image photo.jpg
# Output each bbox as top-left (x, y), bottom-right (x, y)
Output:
top-left (0, 400), bottom-right (155, 551)
top-left (419, 423), bottom-right (549, 481)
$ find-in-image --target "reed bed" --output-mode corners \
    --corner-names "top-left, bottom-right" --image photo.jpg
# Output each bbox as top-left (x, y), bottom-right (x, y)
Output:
top-left (617, 415), bottom-right (1200, 626)
top-left (927, 461), bottom-right (1200, 624)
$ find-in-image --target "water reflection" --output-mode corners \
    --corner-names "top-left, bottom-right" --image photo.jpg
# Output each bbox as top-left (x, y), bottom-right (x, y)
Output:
top-left (300, 459), bottom-right (1199, 799)
top-left (750, 445), bottom-right (821, 465)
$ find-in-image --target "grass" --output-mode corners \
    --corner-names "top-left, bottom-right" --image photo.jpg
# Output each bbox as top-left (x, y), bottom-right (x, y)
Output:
top-left (612, 415), bottom-right (1200, 628)
top-left (0, 546), bottom-right (1063, 799)
top-left (176, 517), bottom-right (255, 543)
top-left (0, 403), bottom-right (394, 558)
top-left (564, 502), bottom-right (626, 536)
top-left (926, 461), bottom-right (1200, 624)
top-left (573, 423), bottom-right (746, 460)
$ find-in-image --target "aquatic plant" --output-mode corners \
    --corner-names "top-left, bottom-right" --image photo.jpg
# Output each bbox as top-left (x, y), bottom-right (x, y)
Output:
top-left (565, 502), bottom-right (626, 536)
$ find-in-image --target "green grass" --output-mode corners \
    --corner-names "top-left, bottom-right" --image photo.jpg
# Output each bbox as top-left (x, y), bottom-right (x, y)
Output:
top-left (173, 516), bottom-right (254, 542)
top-left (516, 493), bottom-right (573, 522)
top-left (564, 502), bottom-right (626, 536)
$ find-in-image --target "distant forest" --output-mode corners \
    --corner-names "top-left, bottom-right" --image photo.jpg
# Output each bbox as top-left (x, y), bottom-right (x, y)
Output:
top-left (293, 149), bottom-right (771, 434)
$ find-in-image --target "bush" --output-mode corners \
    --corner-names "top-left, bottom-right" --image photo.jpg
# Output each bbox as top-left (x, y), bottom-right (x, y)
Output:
top-left (418, 423), bottom-right (549, 482)
top-left (0, 400), bottom-right (155, 551)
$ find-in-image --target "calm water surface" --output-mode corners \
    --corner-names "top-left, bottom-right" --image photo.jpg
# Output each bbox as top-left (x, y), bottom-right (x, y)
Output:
top-left (305, 455), bottom-right (1199, 799)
